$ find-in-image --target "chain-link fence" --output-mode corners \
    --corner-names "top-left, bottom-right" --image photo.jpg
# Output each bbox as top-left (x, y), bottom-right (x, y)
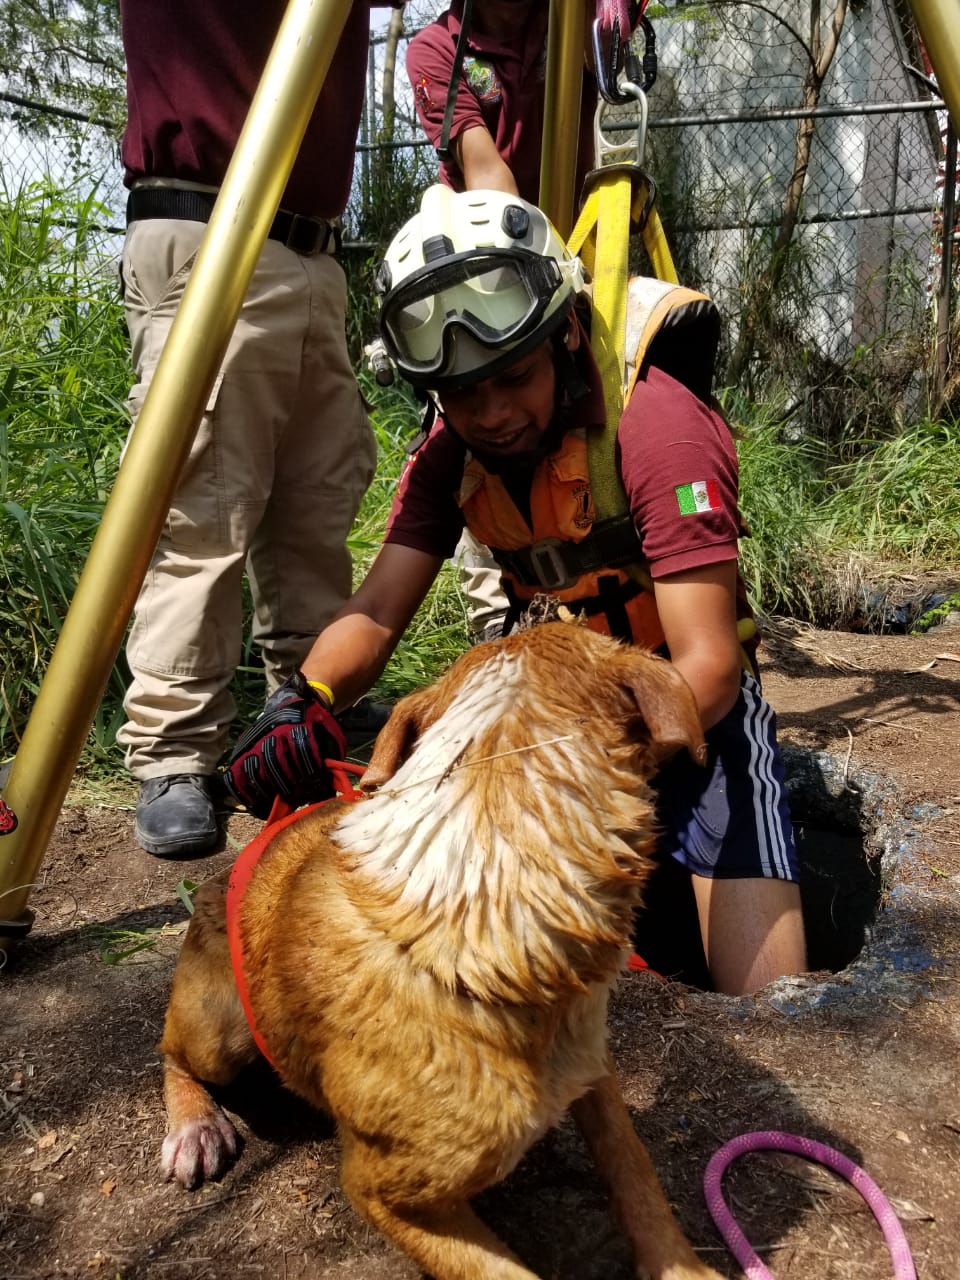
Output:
top-left (1, 0), bottom-right (956, 414)
top-left (637, 0), bottom-right (951, 408)
top-left (0, 90), bottom-right (125, 256)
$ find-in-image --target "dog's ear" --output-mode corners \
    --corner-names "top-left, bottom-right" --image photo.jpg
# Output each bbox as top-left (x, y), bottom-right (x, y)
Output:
top-left (360, 686), bottom-right (435, 789)
top-left (624, 655), bottom-right (707, 767)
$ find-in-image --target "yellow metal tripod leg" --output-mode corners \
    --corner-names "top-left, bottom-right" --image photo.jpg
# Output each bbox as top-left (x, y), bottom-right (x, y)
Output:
top-left (540, 0), bottom-right (587, 238)
top-left (909, 0), bottom-right (960, 134)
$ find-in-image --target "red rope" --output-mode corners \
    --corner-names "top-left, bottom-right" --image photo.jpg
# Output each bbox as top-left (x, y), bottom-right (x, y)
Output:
top-left (225, 761), bottom-right (367, 1070)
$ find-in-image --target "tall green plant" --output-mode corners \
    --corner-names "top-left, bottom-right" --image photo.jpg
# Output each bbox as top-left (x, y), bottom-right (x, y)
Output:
top-left (0, 180), bottom-right (130, 763)
top-left (820, 415), bottom-right (960, 559)
top-left (728, 390), bottom-right (832, 620)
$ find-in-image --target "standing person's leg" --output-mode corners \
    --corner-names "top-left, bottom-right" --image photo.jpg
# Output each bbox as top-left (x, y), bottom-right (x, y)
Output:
top-left (119, 221), bottom-right (308, 855)
top-left (454, 529), bottom-right (510, 643)
top-left (245, 248), bottom-right (376, 693)
top-left (646, 668), bottom-right (807, 995)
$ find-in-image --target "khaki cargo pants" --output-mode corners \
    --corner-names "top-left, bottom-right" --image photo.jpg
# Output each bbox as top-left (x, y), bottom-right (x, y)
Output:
top-left (117, 218), bottom-right (376, 779)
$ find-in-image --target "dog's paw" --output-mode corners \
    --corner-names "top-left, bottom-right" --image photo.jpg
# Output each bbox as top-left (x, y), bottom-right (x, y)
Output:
top-left (161, 1111), bottom-right (239, 1189)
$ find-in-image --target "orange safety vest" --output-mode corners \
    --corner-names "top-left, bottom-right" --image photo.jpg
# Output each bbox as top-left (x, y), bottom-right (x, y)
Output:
top-left (459, 429), bottom-right (666, 649)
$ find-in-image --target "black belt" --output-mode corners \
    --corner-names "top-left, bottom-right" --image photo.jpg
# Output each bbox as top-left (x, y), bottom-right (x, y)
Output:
top-left (126, 186), bottom-right (342, 257)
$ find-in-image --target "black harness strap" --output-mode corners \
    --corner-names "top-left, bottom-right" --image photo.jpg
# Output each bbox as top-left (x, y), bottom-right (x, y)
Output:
top-left (500, 579), bottom-right (523, 638)
top-left (436, 0), bottom-right (475, 162)
top-left (596, 575), bottom-right (634, 643)
top-left (490, 514), bottom-right (644, 591)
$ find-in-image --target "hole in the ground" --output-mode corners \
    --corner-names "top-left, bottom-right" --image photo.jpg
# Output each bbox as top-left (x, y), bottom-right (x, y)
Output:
top-left (782, 744), bottom-right (884, 975)
top-left (793, 819), bottom-right (880, 972)
top-left (632, 746), bottom-right (885, 989)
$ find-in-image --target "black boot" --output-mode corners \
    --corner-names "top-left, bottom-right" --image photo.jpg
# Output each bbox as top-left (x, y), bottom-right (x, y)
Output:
top-left (134, 774), bottom-right (218, 858)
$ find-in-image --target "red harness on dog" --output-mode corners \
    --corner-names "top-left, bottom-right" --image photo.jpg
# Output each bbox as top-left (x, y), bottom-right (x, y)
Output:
top-left (224, 761), bottom-right (366, 1071)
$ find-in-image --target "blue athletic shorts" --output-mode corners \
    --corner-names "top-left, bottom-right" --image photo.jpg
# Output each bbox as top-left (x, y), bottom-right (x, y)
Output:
top-left (649, 669), bottom-right (798, 882)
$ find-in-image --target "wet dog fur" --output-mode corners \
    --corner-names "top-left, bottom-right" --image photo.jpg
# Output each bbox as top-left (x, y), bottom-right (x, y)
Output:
top-left (158, 622), bottom-right (723, 1279)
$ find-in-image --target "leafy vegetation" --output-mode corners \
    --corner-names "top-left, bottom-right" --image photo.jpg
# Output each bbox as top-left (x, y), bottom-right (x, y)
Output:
top-left (0, 180), bottom-right (130, 768)
top-left (731, 389), bottom-right (960, 628)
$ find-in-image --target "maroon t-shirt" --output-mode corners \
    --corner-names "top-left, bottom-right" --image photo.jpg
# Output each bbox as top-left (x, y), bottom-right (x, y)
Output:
top-left (385, 359), bottom-right (744, 585)
top-left (406, 1), bottom-right (596, 206)
top-left (120, 0), bottom-right (372, 218)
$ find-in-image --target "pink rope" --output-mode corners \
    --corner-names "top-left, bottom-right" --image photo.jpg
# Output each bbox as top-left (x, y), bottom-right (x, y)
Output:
top-left (703, 1130), bottom-right (917, 1280)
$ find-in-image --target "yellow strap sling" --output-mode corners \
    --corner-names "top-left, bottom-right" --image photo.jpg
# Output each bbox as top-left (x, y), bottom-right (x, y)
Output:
top-left (566, 86), bottom-right (677, 524)
top-left (565, 96), bottom-right (757, 666)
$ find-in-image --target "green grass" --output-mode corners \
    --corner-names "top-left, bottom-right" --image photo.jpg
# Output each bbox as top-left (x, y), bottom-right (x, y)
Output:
top-left (729, 390), bottom-right (832, 622)
top-left (0, 180), bottom-right (131, 770)
top-left (820, 417), bottom-right (960, 560)
top-left (730, 389), bottom-right (960, 626)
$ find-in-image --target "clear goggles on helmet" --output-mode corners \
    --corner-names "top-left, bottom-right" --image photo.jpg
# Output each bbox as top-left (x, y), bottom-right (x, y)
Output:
top-left (379, 248), bottom-right (565, 382)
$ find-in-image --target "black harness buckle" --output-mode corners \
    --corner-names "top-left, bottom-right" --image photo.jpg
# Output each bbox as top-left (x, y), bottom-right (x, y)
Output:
top-left (528, 538), bottom-right (575, 590)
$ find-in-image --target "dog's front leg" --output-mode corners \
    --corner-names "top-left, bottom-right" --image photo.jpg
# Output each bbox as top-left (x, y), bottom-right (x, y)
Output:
top-left (158, 877), bottom-right (258, 1189)
top-left (571, 1070), bottom-right (724, 1280)
top-left (160, 1055), bottom-right (241, 1189)
top-left (340, 1137), bottom-right (540, 1280)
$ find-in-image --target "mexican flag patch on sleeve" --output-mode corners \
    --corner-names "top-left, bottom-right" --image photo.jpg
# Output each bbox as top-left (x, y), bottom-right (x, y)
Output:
top-left (675, 479), bottom-right (722, 515)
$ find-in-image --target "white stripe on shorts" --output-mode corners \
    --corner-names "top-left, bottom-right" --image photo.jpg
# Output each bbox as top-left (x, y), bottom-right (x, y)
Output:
top-left (742, 672), bottom-right (792, 878)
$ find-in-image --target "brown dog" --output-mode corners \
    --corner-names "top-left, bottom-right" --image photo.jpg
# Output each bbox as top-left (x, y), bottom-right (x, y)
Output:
top-left (159, 622), bottom-right (723, 1279)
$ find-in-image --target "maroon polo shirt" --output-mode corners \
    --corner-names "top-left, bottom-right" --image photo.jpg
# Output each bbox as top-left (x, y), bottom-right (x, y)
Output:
top-left (406, 1), bottom-right (597, 205)
top-left (385, 354), bottom-right (744, 585)
top-left (120, 0), bottom-right (372, 219)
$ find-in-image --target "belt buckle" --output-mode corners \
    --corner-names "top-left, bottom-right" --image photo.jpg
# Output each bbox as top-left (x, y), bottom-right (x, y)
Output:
top-left (529, 538), bottom-right (572, 590)
top-left (284, 213), bottom-right (328, 256)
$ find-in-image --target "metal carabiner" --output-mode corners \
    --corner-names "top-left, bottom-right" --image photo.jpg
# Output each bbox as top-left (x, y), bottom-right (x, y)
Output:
top-left (593, 79), bottom-right (648, 172)
top-left (636, 15), bottom-right (658, 95)
top-left (591, 8), bottom-right (657, 104)
top-left (591, 17), bottom-right (629, 106)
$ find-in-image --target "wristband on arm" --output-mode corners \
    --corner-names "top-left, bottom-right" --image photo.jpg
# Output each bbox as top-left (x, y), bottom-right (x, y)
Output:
top-left (307, 679), bottom-right (334, 707)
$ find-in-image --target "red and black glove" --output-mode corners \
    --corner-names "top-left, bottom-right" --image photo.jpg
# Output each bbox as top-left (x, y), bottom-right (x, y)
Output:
top-left (220, 671), bottom-right (347, 819)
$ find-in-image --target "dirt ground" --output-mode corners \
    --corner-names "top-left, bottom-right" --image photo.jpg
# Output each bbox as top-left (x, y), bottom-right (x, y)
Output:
top-left (2, 619), bottom-right (959, 1280)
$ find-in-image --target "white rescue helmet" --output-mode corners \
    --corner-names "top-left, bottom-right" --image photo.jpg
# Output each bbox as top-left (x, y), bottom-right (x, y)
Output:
top-left (376, 185), bottom-right (586, 391)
